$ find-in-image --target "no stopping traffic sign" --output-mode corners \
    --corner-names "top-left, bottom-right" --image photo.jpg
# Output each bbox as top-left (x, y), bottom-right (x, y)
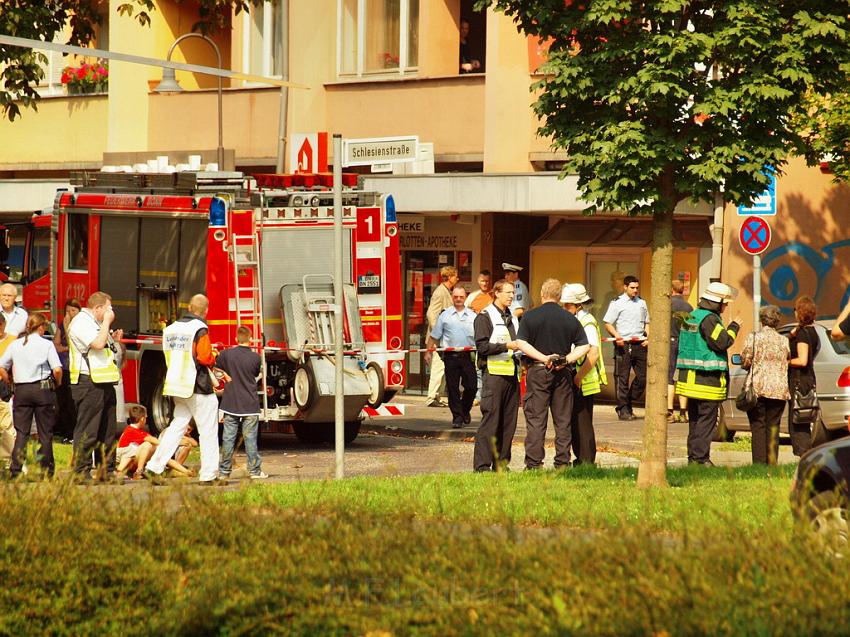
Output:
top-left (739, 216), bottom-right (771, 256)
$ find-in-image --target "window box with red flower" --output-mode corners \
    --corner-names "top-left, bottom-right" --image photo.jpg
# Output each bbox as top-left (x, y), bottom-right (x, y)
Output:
top-left (61, 62), bottom-right (108, 95)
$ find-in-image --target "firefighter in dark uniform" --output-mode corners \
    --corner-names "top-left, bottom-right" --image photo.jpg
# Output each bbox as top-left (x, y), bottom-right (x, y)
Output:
top-left (675, 282), bottom-right (741, 465)
top-left (472, 278), bottom-right (551, 472)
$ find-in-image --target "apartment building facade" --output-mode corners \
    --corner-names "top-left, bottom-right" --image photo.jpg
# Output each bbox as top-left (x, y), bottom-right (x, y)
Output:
top-left (1, 0), bottom-right (848, 387)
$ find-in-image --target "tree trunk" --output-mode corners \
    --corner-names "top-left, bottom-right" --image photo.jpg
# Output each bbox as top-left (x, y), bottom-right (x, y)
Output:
top-left (636, 205), bottom-right (675, 489)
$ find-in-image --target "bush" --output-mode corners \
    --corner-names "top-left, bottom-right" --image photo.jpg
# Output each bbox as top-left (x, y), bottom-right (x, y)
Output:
top-left (0, 473), bottom-right (847, 635)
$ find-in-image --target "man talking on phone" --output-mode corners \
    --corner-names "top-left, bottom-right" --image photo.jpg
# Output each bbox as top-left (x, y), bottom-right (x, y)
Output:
top-left (68, 291), bottom-right (121, 482)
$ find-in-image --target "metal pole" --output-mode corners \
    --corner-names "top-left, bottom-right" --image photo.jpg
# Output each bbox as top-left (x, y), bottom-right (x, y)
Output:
top-left (163, 33), bottom-right (224, 169)
top-left (753, 254), bottom-right (761, 332)
top-left (275, 0), bottom-right (290, 173)
top-left (333, 134), bottom-right (345, 479)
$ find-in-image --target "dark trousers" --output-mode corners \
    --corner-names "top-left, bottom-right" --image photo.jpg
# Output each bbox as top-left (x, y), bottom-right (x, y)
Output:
top-left (71, 375), bottom-right (117, 476)
top-left (788, 380), bottom-right (813, 457)
top-left (54, 372), bottom-right (77, 440)
top-left (749, 397), bottom-right (785, 465)
top-left (523, 365), bottom-right (575, 468)
top-left (687, 398), bottom-right (720, 463)
top-left (614, 343), bottom-right (647, 415)
top-left (443, 352), bottom-right (477, 425)
top-left (9, 382), bottom-right (57, 477)
top-left (473, 371), bottom-right (519, 471)
top-left (571, 391), bottom-right (596, 465)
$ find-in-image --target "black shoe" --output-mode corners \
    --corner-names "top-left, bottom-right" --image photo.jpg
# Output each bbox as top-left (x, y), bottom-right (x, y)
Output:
top-left (463, 414), bottom-right (471, 425)
top-left (427, 399), bottom-right (447, 408)
top-left (618, 411), bottom-right (636, 421)
top-left (688, 459), bottom-right (715, 467)
top-left (452, 421), bottom-right (463, 429)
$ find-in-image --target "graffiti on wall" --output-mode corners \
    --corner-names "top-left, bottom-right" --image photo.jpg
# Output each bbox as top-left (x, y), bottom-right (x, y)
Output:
top-left (761, 239), bottom-right (850, 318)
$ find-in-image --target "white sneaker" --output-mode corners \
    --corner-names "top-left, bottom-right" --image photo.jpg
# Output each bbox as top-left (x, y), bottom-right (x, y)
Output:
top-left (250, 471), bottom-right (269, 480)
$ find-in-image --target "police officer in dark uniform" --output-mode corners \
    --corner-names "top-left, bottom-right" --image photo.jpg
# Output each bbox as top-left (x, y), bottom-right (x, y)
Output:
top-left (472, 279), bottom-right (551, 472)
top-left (0, 313), bottom-right (62, 479)
top-left (516, 278), bottom-right (589, 469)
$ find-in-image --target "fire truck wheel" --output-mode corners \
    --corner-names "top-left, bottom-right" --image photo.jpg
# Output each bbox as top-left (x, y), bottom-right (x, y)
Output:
top-left (365, 362), bottom-right (386, 408)
top-left (292, 423), bottom-right (325, 444)
top-left (293, 365), bottom-right (317, 412)
top-left (144, 367), bottom-right (174, 435)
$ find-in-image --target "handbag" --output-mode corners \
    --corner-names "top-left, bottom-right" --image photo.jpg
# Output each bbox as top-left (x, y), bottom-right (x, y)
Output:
top-left (735, 334), bottom-right (759, 412)
top-left (791, 388), bottom-right (820, 425)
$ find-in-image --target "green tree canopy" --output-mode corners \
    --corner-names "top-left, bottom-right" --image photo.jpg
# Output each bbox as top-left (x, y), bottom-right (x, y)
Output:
top-left (0, 0), bottom-right (259, 121)
top-left (479, 0), bottom-right (850, 486)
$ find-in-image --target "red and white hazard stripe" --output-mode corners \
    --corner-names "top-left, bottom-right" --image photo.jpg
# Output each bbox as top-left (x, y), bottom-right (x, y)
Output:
top-left (362, 404), bottom-right (405, 417)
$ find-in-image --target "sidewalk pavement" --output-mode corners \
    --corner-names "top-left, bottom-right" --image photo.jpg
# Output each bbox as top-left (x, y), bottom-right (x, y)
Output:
top-left (361, 393), bottom-right (798, 468)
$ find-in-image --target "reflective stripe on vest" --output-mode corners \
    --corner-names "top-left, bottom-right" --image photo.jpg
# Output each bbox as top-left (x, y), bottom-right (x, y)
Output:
top-left (483, 305), bottom-right (519, 377)
top-left (675, 368), bottom-right (728, 401)
top-left (68, 313), bottom-right (120, 385)
top-left (578, 312), bottom-right (607, 396)
top-left (162, 318), bottom-right (207, 398)
top-left (676, 308), bottom-right (729, 372)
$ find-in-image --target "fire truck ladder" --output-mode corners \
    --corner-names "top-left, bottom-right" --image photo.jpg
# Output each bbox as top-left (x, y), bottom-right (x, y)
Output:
top-left (231, 233), bottom-right (269, 418)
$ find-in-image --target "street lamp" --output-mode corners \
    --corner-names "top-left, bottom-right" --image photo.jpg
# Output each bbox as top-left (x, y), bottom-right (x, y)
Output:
top-left (154, 33), bottom-right (224, 170)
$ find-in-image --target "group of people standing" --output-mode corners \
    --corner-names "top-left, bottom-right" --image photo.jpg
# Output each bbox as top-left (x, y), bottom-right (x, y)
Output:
top-left (0, 288), bottom-right (267, 484)
top-left (427, 260), bottom-right (839, 470)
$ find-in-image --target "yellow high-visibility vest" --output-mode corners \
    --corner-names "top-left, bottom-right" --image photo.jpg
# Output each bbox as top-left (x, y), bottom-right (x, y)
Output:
top-left (162, 318), bottom-right (207, 398)
top-left (68, 312), bottom-right (119, 385)
top-left (483, 305), bottom-right (519, 377)
top-left (578, 311), bottom-right (607, 396)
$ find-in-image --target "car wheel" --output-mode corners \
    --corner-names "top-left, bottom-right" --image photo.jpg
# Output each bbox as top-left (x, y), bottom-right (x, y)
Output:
top-left (811, 418), bottom-right (847, 447)
top-left (806, 491), bottom-right (850, 558)
top-left (292, 422), bottom-right (325, 444)
top-left (147, 370), bottom-right (174, 435)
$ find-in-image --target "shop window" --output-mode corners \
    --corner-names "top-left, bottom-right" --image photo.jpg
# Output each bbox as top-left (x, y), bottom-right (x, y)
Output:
top-left (67, 214), bottom-right (89, 272)
top-left (242, 1), bottom-right (285, 80)
top-left (338, 0), bottom-right (419, 76)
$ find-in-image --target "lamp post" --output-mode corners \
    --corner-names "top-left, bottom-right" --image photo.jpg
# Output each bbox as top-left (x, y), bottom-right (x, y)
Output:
top-left (154, 33), bottom-right (224, 170)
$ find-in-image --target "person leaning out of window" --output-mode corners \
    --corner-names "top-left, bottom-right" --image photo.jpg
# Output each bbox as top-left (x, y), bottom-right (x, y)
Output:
top-left (0, 313), bottom-right (62, 479)
top-left (741, 305), bottom-right (790, 466)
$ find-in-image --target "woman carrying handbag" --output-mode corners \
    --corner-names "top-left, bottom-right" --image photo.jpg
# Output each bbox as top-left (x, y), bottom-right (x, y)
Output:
top-left (787, 296), bottom-right (820, 456)
top-left (741, 306), bottom-right (790, 465)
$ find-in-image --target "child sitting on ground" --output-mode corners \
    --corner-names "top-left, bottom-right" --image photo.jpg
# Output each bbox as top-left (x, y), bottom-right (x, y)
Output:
top-left (117, 405), bottom-right (193, 479)
top-left (116, 405), bottom-right (159, 480)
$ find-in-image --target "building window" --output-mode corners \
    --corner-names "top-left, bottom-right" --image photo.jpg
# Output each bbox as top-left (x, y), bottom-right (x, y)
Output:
top-left (242, 1), bottom-right (284, 80)
top-left (338, 0), bottom-right (419, 76)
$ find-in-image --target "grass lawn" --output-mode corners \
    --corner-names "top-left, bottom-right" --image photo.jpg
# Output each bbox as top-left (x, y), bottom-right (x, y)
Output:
top-left (225, 463), bottom-right (798, 533)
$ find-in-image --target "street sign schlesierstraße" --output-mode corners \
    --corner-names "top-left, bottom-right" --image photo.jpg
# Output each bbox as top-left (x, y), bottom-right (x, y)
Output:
top-left (342, 136), bottom-right (419, 167)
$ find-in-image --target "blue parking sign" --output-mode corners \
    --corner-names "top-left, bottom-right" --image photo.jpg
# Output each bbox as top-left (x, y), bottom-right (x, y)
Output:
top-left (737, 169), bottom-right (776, 216)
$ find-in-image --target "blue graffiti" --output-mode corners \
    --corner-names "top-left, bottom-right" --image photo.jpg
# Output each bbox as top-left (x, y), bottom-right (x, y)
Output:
top-left (762, 239), bottom-right (850, 318)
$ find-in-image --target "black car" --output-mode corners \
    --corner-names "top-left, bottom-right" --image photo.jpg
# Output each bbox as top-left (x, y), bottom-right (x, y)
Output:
top-left (791, 436), bottom-right (850, 555)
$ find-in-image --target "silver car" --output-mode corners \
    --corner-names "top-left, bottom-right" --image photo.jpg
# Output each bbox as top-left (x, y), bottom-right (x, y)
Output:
top-left (717, 323), bottom-right (850, 444)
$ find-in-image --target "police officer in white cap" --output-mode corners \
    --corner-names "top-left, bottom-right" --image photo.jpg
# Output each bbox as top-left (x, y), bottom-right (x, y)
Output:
top-left (675, 282), bottom-right (741, 466)
top-left (502, 263), bottom-right (529, 318)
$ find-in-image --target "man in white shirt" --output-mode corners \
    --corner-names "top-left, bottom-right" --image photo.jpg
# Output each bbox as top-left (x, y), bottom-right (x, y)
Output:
top-left (0, 283), bottom-right (27, 337)
top-left (68, 291), bottom-right (121, 481)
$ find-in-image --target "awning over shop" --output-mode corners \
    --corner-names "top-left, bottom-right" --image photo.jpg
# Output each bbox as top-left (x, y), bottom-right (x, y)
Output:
top-left (533, 217), bottom-right (712, 248)
top-left (361, 173), bottom-right (714, 216)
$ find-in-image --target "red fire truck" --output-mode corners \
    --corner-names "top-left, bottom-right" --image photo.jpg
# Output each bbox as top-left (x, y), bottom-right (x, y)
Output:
top-left (15, 169), bottom-right (405, 443)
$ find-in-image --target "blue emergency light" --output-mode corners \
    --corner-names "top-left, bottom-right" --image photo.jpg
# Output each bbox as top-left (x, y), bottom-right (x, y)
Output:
top-left (209, 196), bottom-right (227, 227)
top-left (385, 194), bottom-right (396, 222)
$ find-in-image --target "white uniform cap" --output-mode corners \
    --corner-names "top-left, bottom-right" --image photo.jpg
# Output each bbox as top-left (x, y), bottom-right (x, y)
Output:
top-left (560, 283), bottom-right (592, 305)
top-left (701, 282), bottom-right (738, 303)
top-left (502, 262), bottom-right (523, 272)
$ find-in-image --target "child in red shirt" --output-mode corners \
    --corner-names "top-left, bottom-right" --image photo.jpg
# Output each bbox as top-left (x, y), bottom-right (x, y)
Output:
top-left (116, 405), bottom-right (157, 480)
